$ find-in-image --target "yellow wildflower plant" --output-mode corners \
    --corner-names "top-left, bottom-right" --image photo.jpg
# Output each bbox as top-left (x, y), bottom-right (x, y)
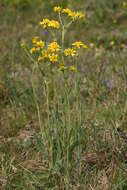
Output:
top-left (64, 48), bottom-right (76, 57)
top-left (27, 6), bottom-right (87, 73)
top-left (48, 42), bottom-right (60, 52)
top-left (40, 18), bottom-right (60, 29)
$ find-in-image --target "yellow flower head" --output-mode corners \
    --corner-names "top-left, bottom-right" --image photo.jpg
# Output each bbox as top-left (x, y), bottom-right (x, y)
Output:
top-left (89, 43), bottom-right (95, 48)
top-left (40, 18), bottom-right (49, 28)
top-left (59, 64), bottom-right (67, 72)
top-left (54, 6), bottom-right (62, 13)
top-left (40, 18), bottom-right (60, 29)
top-left (110, 41), bottom-right (115, 46)
top-left (32, 36), bottom-right (39, 44)
top-left (48, 42), bottom-right (60, 52)
top-left (71, 12), bottom-right (85, 20)
top-left (36, 40), bottom-right (45, 49)
top-left (122, 1), bottom-right (127, 8)
top-left (62, 8), bottom-right (85, 20)
top-left (38, 56), bottom-right (43, 62)
top-left (75, 12), bottom-right (85, 19)
top-left (82, 44), bottom-right (88, 49)
top-left (113, 19), bottom-right (117, 24)
top-left (64, 48), bottom-right (76, 57)
top-left (21, 41), bottom-right (25, 49)
top-left (62, 8), bottom-right (76, 20)
top-left (30, 47), bottom-right (36, 54)
top-left (72, 41), bottom-right (84, 49)
top-left (42, 50), bottom-right (49, 60)
top-left (99, 44), bottom-right (103, 49)
top-left (48, 20), bottom-right (60, 29)
top-left (62, 8), bottom-right (72, 15)
top-left (70, 65), bottom-right (76, 72)
top-left (48, 53), bottom-right (58, 63)
top-left (36, 47), bottom-right (41, 51)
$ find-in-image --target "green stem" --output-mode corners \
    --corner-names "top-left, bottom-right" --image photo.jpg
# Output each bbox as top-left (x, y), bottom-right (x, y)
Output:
top-left (75, 56), bottom-right (82, 178)
top-left (31, 63), bottom-right (42, 135)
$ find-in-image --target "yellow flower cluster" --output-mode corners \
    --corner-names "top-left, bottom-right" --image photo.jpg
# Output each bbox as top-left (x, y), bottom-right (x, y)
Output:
top-left (30, 36), bottom-right (45, 54)
top-left (38, 51), bottom-right (59, 63)
top-left (72, 41), bottom-right (88, 49)
top-left (59, 64), bottom-right (67, 71)
top-left (48, 53), bottom-right (58, 62)
top-left (54, 6), bottom-right (62, 13)
top-left (30, 47), bottom-right (36, 54)
top-left (42, 50), bottom-right (49, 59)
top-left (64, 41), bottom-right (88, 57)
top-left (36, 40), bottom-right (45, 49)
top-left (54, 6), bottom-right (85, 20)
top-left (40, 18), bottom-right (60, 29)
top-left (37, 49), bottom-right (49, 62)
top-left (28, 6), bottom-right (87, 71)
top-left (59, 64), bottom-right (76, 72)
top-left (64, 48), bottom-right (76, 57)
top-left (37, 41), bottom-right (60, 63)
top-left (32, 36), bottom-right (39, 44)
top-left (63, 8), bottom-right (85, 20)
top-left (72, 41), bottom-right (84, 48)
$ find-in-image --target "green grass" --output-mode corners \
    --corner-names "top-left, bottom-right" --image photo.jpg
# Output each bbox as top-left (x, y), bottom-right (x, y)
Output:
top-left (0, 0), bottom-right (127, 189)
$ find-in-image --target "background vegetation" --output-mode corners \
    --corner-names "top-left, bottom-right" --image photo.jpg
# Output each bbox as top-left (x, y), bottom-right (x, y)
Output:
top-left (0, 0), bottom-right (127, 189)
